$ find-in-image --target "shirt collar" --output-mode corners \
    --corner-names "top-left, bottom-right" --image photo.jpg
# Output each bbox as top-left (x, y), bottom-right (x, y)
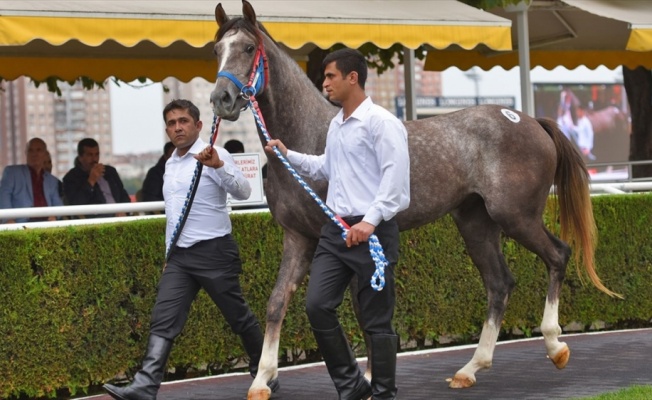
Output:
top-left (172, 137), bottom-right (206, 160)
top-left (335, 96), bottom-right (373, 124)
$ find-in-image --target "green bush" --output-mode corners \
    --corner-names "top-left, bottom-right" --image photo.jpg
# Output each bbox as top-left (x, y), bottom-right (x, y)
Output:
top-left (0, 194), bottom-right (651, 398)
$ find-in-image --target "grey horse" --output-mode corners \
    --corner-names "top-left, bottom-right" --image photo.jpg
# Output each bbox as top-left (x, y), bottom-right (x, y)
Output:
top-left (209, 2), bottom-right (618, 399)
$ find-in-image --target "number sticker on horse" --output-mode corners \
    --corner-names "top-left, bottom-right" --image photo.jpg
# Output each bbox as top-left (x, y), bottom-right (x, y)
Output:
top-left (501, 108), bottom-right (521, 123)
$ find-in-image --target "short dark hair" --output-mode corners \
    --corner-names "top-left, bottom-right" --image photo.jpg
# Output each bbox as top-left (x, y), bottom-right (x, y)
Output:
top-left (77, 138), bottom-right (99, 156)
top-left (322, 48), bottom-right (368, 89)
top-left (224, 139), bottom-right (245, 154)
top-left (163, 99), bottom-right (200, 123)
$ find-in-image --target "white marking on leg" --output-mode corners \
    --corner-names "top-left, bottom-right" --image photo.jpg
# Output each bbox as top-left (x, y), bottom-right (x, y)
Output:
top-left (249, 333), bottom-right (279, 396)
top-left (453, 320), bottom-right (499, 385)
top-left (541, 296), bottom-right (566, 357)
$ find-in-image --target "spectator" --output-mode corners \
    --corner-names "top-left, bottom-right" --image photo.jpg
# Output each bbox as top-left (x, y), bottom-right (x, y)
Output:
top-left (224, 139), bottom-right (245, 154)
top-left (44, 150), bottom-right (65, 204)
top-left (0, 138), bottom-right (63, 223)
top-left (63, 138), bottom-right (130, 218)
top-left (141, 141), bottom-right (175, 202)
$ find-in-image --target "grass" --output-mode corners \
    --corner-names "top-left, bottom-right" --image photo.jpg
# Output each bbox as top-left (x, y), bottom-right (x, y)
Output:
top-left (575, 386), bottom-right (652, 399)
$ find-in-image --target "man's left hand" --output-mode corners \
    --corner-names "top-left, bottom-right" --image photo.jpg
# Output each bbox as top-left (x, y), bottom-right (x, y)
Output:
top-left (346, 221), bottom-right (375, 247)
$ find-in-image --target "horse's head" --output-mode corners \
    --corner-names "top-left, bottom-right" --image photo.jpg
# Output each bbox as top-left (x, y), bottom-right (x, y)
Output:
top-left (210, 1), bottom-right (269, 121)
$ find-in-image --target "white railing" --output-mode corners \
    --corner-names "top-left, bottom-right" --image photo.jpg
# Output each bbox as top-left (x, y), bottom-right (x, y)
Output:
top-left (587, 159), bottom-right (652, 183)
top-left (589, 181), bottom-right (652, 194)
top-left (0, 201), bottom-right (269, 231)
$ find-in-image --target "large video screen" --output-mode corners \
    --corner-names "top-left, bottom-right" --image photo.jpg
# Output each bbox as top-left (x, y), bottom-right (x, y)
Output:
top-left (533, 83), bottom-right (630, 167)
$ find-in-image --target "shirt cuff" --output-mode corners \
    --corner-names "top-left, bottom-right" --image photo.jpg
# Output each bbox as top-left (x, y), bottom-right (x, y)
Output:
top-left (215, 162), bottom-right (236, 177)
top-left (363, 207), bottom-right (383, 227)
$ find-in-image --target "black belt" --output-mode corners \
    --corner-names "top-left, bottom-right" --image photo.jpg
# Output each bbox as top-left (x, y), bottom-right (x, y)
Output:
top-left (341, 215), bottom-right (364, 225)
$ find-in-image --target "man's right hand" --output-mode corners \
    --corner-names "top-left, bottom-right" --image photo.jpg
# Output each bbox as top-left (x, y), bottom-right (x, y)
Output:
top-left (88, 163), bottom-right (105, 186)
top-left (265, 139), bottom-right (287, 157)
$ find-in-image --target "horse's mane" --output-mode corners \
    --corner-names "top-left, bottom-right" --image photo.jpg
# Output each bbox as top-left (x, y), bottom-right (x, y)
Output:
top-left (215, 17), bottom-right (278, 48)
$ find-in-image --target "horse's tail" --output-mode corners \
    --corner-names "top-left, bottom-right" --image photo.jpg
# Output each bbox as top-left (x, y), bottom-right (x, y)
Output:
top-left (537, 118), bottom-right (622, 298)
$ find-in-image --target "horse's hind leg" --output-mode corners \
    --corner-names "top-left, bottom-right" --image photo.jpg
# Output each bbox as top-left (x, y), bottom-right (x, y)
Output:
top-left (448, 196), bottom-right (516, 389)
top-left (248, 231), bottom-right (317, 400)
top-left (502, 222), bottom-right (572, 370)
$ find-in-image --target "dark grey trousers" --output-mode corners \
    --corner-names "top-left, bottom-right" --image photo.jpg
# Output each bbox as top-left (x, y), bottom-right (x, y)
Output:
top-left (305, 217), bottom-right (399, 335)
top-left (149, 235), bottom-right (258, 339)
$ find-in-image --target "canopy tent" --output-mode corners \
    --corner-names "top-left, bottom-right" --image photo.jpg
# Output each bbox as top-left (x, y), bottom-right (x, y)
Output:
top-left (423, 0), bottom-right (652, 115)
top-left (0, 0), bottom-right (512, 83)
top-left (425, 0), bottom-right (652, 71)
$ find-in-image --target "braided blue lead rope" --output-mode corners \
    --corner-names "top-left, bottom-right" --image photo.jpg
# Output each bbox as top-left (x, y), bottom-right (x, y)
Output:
top-left (248, 98), bottom-right (388, 291)
top-left (165, 114), bottom-right (220, 261)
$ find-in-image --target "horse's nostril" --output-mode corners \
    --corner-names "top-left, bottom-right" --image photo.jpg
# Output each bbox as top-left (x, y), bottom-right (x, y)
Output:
top-left (221, 91), bottom-right (232, 105)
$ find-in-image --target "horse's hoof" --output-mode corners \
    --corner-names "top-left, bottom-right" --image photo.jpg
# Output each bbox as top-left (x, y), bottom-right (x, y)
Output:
top-left (247, 388), bottom-right (271, 400)
top-left (549, 344), bottom-right (570, 369)
top-left (447, 374), bottom-right (475, 389)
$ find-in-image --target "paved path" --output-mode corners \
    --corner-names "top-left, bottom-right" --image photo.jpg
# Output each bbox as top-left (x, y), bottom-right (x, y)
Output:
top-left (80, 328), bottom-right (652, 400)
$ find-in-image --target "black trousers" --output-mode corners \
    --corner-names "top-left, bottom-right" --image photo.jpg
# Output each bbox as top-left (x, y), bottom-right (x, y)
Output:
top-left (305, 217), bottom-right (399, 335)
top-left (149, 235), bottom-right (258, 340)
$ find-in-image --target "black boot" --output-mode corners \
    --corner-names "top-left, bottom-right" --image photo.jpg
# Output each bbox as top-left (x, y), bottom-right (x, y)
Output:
top-left (239, 323), bottom-right (280, 393)
top-left (103, 334), bottom-right (173, 400)
top-left (370, 334), bottom-right (398, 400)
top-left (313, 325), bottom-right (372, 400)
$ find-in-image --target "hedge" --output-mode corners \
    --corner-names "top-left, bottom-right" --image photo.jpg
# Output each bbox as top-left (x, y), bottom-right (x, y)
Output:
top-left (0, 194), bottom-right (650, 398)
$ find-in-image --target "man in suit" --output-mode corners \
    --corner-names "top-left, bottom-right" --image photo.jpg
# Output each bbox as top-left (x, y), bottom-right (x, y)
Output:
top-left (63, 137), bottom-right (131, 218)
top-left (0, 138), bottom-right (63, 223)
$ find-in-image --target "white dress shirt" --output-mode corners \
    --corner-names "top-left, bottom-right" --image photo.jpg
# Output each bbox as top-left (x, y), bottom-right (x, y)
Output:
top-left (287, 97), bottom-right (410, 226)
top-left (163, 138), bottom-right (251, 249)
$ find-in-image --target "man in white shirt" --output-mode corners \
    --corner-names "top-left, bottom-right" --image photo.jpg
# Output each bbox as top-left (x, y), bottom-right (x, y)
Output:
top-left (266, 48), bottom-right (410, 400)
top-left (104, 99), bottom-right (278, 400)
top-left (573, 104), bottom-right (596, 161)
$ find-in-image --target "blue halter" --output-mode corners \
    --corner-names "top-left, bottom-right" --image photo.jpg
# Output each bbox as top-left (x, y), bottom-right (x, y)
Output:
top-left (217, 47), bottom-right (266, 100)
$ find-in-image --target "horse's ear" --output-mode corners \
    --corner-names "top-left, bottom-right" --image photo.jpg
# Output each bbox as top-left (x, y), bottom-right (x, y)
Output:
top-left (215, 3), bottom-right (229, 27)
top-left (242, 0), bottom-right (257, 26)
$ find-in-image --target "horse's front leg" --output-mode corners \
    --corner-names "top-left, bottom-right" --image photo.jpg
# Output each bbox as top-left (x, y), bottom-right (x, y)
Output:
top-left (248, 231), bottom-right (317, 400)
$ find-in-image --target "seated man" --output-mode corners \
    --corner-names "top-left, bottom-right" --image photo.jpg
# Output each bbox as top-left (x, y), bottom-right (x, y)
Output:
top-left (0, 138), bottom-right (63, 223)
top-left (141, 141), bottom-right (175, 202)
top-left (63, 138), bottom-right (131, 218)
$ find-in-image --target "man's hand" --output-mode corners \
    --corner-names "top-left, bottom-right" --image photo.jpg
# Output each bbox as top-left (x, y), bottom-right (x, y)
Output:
top-left (195, 146), bottom-right (224, 169)
top-left (346, 221), bottom-right (375, 248)
top-left (88, 163), bottom-right (105, 186)
top-left (265, 139), bottom-right (287, 157)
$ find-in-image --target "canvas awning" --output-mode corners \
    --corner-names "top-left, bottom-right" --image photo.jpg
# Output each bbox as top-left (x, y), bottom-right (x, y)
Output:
top-left (424, 0), bottom-right (652, 71)
top-left (0, 0), bottom-right (511, 82)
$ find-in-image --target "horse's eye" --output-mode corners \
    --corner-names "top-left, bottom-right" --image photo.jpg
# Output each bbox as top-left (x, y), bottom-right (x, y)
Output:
top-left (246, 44), bottom-right (255, 54)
